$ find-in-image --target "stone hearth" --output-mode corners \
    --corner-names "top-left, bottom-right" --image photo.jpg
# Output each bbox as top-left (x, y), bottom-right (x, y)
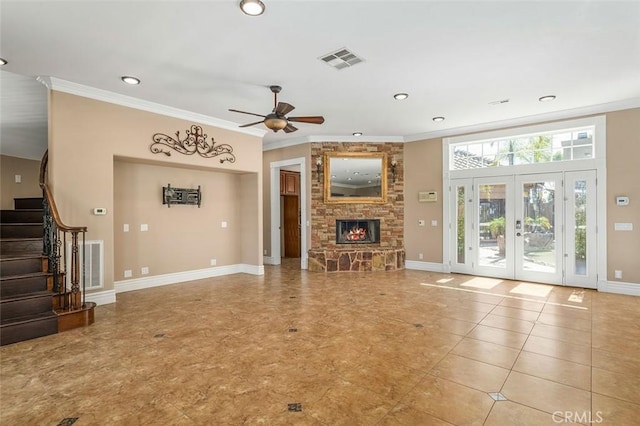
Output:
top-left (308, 248), bottom-right (405, 272)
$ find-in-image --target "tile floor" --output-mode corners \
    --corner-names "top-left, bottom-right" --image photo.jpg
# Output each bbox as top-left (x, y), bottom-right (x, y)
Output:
top-left (1, 260), bottom-right (639, 425)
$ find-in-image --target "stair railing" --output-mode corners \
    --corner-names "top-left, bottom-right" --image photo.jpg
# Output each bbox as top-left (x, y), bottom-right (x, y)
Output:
top-left (39, 150), bottom-right (88, 311)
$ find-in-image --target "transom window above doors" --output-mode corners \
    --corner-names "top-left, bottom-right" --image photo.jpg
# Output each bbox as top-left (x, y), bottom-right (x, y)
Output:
top-left (450, 125), bottom-right (596, 171)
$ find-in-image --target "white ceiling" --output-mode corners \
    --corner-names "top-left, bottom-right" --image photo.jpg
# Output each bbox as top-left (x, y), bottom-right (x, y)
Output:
top-left (1, 0), bottom-right (640, 159)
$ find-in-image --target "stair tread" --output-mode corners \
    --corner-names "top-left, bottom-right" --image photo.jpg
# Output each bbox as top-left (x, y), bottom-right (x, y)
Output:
top-left (0, 254), bottom-right (44, 261)
top-left (0, 237), bottom-right (42, 241)
top-left (0, 272), bottom-right (50, 281)
top-left (0, 310), bottom-right (57, 327)
top-left (1, 290), bottom-right (52, 303)
top-left (0, 222), bottom-right (44, 226)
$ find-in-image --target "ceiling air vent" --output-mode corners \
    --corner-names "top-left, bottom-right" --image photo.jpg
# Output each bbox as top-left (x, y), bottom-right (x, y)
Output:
top-left (319, 48), bottom-right (364, 70)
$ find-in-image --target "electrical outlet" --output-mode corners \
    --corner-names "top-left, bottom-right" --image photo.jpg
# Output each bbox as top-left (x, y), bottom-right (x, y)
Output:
top-left (123, 224), bottom-right (129, 232)
top-left (418, 253), bottom-right (423, 260)
top-left (210, 259), bottom-right (217, 266)
top-left (140, 224), bottom-right (149, 231)
top-left (124, 270), bottom-right (132, 278)
top-left (431, 220), bottom-right (438, 226)
top-left (14, 174), bottom-right (21, 183)
top-left (141, 266), bottom-right (149, 275)
top-left (264, 249), bottom-right (267, 255)
top-left (614, 270), bottom-right (622, 279)
top-left (221, 221), bottom-right (228, 228)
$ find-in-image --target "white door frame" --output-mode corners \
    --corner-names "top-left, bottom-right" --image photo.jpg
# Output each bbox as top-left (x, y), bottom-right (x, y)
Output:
top-left (443, 115), bottom-right (607, 289)
top-left (270, 157), bottom-right (308, 270)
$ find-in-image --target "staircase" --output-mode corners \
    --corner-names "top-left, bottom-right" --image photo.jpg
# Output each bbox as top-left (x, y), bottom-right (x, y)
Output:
top-left (1, 197), bottom-right (58, 345)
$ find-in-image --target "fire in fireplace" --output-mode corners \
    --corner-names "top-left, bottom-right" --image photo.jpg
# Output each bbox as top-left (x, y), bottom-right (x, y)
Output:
top-left (336, 219), bottom-right (380, 244)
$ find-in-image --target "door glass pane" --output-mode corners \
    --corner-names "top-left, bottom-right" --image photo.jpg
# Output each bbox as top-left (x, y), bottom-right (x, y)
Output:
top-left (456, 186), bottom-right (465, 264)
top-left (573, 180), bottom-right (587, 275)
top-left (478, 184), bottom-right (506, 268)
top-left (522, 181), bottom-right (556, 273)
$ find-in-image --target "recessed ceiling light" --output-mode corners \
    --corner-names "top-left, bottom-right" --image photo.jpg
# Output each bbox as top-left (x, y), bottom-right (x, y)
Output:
top-left (539, 95), bottom-right (556, 102)
top-left (0, 58), bottom-right (7, 65)
top-left (121, 76), bottom-right (140, 85)
top-left (239, 0), bottom-right (265, 16)
top-left (394, 93), bottom-right (409, 100)
top-left (352, 132), bottom-right (363, 136)
top-left (432, 116), bottom-right (445, 122)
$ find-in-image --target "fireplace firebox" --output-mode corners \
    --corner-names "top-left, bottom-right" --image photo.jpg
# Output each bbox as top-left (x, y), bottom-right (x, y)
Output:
top-left (336, 219), bottom-right (380, 244)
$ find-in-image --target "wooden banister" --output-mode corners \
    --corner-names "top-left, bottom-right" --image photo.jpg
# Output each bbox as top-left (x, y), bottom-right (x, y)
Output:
top-left (39, 151), bottom-right (87, 233)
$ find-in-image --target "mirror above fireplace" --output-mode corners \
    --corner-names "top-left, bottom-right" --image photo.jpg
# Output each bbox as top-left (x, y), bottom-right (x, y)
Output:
top-left (324, 152), bottom-right (387, 204)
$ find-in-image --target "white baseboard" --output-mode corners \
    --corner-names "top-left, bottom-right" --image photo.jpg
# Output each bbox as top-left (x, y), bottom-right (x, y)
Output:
top-left (263, 256), bottom-right (278, 265)
top-left (85, 289), bottom-right (116, 305)
top-left (405, 260), bottom-right (446, 273)
top-left (598, 280), bottom-right (640, 296)
top-left (115, 264), bottom-right (263, 294)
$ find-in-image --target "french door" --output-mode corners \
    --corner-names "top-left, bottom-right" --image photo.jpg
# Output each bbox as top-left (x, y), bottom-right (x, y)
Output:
top-left (450, 171), bottom-right (597, 288)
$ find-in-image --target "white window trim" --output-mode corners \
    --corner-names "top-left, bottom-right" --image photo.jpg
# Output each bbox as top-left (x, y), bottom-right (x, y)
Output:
top-left (442, 115), bottom-right (607, 289)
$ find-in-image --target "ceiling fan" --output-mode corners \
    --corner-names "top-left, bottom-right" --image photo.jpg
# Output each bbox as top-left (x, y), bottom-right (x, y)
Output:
top-left (229, 85), bottom-right (325, 133)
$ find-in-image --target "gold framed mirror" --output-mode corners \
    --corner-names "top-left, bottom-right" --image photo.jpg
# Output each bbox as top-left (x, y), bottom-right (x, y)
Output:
top-left (324, 152), bottom-right (387, 203)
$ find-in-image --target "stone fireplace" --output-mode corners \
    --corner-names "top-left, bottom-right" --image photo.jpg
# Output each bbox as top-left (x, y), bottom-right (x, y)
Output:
top-left (308, 142), bottom-right (405, 273)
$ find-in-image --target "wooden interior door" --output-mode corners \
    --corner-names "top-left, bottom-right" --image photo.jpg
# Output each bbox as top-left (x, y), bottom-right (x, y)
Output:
top-left (283, 195), bottom-right (300, 258)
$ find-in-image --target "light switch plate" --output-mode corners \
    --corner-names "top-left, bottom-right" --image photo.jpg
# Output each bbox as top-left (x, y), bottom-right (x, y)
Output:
top-left (141, 224), bottom-right (149, 231)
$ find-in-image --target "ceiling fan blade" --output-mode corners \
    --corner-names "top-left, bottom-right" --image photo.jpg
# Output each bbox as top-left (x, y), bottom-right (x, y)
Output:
top-left (287, 116), bottom-right (325, 125)
top-left (283, 123), bottom-right (298, 133)
top-left (239, 120), bottom-right (265, 128)
top-left (275, 102), bottom-right (295, 116)
top-left (229, 109), bottom-right (266, 119)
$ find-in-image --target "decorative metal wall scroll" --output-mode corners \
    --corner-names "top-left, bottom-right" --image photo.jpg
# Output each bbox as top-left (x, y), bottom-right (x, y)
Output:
top-left (163, 184), bottom-right (201, 208)
top-left (150, 125), bottom-right (236, 163)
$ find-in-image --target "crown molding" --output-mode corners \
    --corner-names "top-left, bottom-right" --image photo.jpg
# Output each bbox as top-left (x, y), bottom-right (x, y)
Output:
top-left (262, 134), bottom-right (405, 151)
top-left (36, 76), bottom-right (267, 138)
top-left (404, 97), bottom-right (640, 143)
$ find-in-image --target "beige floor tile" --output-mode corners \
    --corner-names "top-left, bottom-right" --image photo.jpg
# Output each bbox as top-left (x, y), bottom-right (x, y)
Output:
top-left (480, 313), bottom-right (535, 334)
top-left (490, 305), bottom-right (541, 322)
top-left (522, 335), bottom-right (591, 365)
top-left (378, 404), bottom-right (454, 425)
top-left (466, 324), bottom-right (529, 349)
top-left (484, 400), bottom-right (559, 426)
top-left (592, 347), bottom-right (640, 376)
top-left (512, 351), bottom-right (591, 390)
top-left (451, 337), bottom-right (521, 369)
top-left (399, 375), bottom-right (495, 426)
top-left (536, 311), bottom-right (592, 332)
top-left (498, 297), bottom-right (546, 312)
top-left (530, 322), bottom-right (591, 346)
top-left (501, 371), bottom-right (591, 416)
top-left (2, 261), bottom-right (640, 426)
top-left (592, 367), bottom-right (640, 405)
top-left (592, 392), bottom-right (640, 426)
top-left (431, 353), bottom-right (510, 392)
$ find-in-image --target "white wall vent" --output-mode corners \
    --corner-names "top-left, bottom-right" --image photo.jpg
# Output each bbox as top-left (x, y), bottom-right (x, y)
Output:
top-left (66, 240), bottom-right (104, 290)
top-left (319, 47), bottom-right (364, 70)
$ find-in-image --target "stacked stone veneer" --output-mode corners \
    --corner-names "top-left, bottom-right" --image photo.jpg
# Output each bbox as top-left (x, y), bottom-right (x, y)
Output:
top-left (309, 142), bottom-right (404, 272)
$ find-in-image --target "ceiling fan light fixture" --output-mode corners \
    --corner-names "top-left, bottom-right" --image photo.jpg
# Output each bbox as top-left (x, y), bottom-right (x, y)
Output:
top-left (121, 76), bottom-right (140, 85)
top-left (240, 0), bottom-right (265, 16)
top-left (539, 95), bottom-right (556, 102)
top-left (393, 93), bottom-right (409, 100)
top-left (264, 116), bottom-right (287, 132)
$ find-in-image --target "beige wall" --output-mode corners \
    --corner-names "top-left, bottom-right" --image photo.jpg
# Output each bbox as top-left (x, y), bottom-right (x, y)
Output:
top-left (262, 143), bottom-right (310, 258)
top-left (49, 91), bottom-right (263, 294)
top-left (606, 108), bottom-right (640, 283)
top-left (1, 155), bottom-right (42, 209)
top-left (113, 161), bottom-right (257, 279)
top-left (404, 138), bottom-right (443, 263)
